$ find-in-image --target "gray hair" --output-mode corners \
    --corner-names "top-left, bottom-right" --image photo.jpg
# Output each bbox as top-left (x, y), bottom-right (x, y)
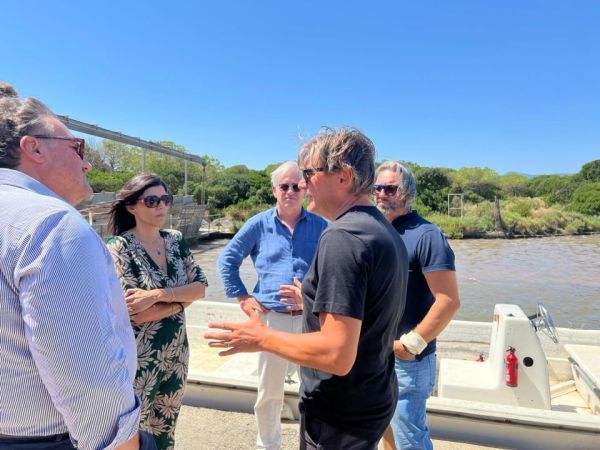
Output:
top-left (0, 81), bottom-right (18, 98)
top-left (298, 127), bottom-right (375, 196)
top-left (0, 81), bottom-right (55, 169)
top-left (270, 160), bottom-right (302, 186)
top-left (375, 161), bottom-right (417, 210)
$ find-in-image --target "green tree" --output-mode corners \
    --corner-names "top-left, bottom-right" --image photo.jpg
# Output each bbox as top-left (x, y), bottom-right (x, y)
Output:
top-left (500, 173), bottom-right (529, 197)
top-left (579, 160), bottom-right (600, 183)
top-left (205, 172), bottom-right (251, 211)
top-left (87, 169), bottom-right (135, 192)
top-left (449, 167), bottom-right (503, 202)
top-left (526, 175), bottom-right (577, 204)
top-left (143, 142), bottom-right (197, 193)
top-left (226, 164), bottom-right (250, 175)
top-left (204, 184), bottom-right (232, 211)
top-left (416, 168), bottom-right (451, 212)
top-left (246, 170), bottom-right (274, 206)
top-left (250, 186), bottom-right (275, 205)
top-left (569, 183), bottom-right (600, 215)
top-left (97, 140), bottom-right (137, 172)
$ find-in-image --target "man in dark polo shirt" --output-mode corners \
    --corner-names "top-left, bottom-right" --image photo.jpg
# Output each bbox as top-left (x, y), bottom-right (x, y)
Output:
top-left (375, 161), bottom-right (460, 450)
top-left (205, 128), bottom-right (408, 449)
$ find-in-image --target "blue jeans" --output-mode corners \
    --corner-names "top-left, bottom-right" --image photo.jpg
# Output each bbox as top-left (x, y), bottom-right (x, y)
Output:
top-left (390, 353), bottom-right (436, 450)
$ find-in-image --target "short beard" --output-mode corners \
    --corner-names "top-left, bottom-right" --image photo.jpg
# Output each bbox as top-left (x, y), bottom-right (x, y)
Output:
top-left (376, 198), bottom-right (404, 216)
top-left (376, 204), bottom-right (396, 216)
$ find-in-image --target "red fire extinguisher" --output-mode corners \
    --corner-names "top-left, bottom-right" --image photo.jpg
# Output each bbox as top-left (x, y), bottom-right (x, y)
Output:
top-left (505, 346), bottom-right (518, 387)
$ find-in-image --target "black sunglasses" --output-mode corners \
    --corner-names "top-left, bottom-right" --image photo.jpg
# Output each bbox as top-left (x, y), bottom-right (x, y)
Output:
top-left (373, 184), bottom-right (400, 196)
top-left (278, 183), bottom-right (302, 192)
top-left (139, 194), bottom-right (174, 208)
top-left (31, 135), bottom-right (86, 160)
top-left (301, 167), bottom-right (327, 183)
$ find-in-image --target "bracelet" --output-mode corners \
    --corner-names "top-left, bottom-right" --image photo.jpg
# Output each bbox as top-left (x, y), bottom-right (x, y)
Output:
top-left (399, 331), bottom-right (428, 356)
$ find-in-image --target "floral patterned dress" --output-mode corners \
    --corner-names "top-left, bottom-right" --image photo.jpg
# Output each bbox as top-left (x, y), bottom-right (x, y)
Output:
top-left (107, 229), bottom-right (208, 450)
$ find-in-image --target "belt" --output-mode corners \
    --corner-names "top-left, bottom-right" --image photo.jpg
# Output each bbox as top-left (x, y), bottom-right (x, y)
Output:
top-left (0, 433), bottom-right (70, 442)
top-left (274, 309), bottom-right (303, 316)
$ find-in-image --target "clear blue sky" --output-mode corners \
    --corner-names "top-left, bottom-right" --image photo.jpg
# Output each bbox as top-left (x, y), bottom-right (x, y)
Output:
top-left (2, 1), bottom-right (598, 175)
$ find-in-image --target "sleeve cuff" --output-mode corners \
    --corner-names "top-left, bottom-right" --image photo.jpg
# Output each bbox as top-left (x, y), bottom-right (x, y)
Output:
top-left (225, 286), bottom-right (248, 298)
top-left (103, 395), bottom-right (141, 450)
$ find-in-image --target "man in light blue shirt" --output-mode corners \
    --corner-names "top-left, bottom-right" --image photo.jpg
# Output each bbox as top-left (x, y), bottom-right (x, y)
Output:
top-left (218, 161), bottom-right (328, 450)
top-left (0, 81), bottom-right (152, 449)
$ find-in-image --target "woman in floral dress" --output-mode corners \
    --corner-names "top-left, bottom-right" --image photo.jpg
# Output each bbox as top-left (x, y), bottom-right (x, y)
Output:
top-left (107, 173), bottom-right (207, 450)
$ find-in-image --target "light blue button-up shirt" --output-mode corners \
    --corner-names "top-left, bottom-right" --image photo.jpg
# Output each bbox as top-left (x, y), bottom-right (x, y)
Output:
top-left (0, 168), bottom-right (140, 449)
top-left (218, 207), bottom-right (328, 311)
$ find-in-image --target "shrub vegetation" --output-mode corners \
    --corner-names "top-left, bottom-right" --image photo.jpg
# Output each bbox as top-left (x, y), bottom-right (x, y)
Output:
top-left (83, 138), bottom-right (599, 238)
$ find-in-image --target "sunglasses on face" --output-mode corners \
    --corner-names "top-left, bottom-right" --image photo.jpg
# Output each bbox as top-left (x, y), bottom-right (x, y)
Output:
top-left (373, 184), bottom-right (400, 196)
top-left (301, 167), bottom-right (326, 183)
top-left (31, 135), bottom-right (86, 160)
top-left (139, 194), bottom-right (174, 208)
top-left (278, 183), bottom-right (302, 192)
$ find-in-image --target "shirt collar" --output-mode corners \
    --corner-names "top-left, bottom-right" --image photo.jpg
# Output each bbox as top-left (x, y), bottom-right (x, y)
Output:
top-left (391, 210), bottom-right (418, 227)
top-left (271, 206), bottom-right (308, 223)
top-left (298, 207), bottom-right (308, 221)
top-left (0, 168), bottom-right (68, 203)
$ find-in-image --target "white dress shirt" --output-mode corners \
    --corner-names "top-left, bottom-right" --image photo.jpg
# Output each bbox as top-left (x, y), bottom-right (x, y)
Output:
top-left (0, 168), bottom-right (140, 449)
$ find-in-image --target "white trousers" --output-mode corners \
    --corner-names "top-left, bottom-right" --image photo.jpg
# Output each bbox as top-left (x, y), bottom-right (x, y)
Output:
top-left (255, 311), bottom-right (303, 450)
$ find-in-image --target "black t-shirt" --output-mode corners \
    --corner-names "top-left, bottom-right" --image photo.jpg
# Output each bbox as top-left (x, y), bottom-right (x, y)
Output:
top-left (300, 205), bottom-right (408, 441)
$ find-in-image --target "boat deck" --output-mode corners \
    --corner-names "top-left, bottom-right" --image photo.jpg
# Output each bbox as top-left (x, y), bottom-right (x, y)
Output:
top-left (188, 326), bottom-right (299, 383)
top-left (184, 304), bottom-right (600, 449)
top-left (188, 328), bottom-right (594, 415)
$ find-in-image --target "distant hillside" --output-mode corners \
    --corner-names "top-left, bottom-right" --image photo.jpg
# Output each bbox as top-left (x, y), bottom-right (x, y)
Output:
top-left (504, 171), bottom-right (572, 178)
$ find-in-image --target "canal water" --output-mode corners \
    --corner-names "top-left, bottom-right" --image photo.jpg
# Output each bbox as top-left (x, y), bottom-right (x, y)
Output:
top-left (188, 234), bottom-right (600, 329)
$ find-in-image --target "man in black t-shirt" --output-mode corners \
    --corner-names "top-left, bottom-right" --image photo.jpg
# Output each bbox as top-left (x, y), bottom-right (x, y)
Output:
top-left (205, 128), bottom-right (408, 450)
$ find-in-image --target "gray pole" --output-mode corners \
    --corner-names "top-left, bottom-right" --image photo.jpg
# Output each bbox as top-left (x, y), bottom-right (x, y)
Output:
top-left (184, 160), bottom-right (189, 196)
top-left (57, 115), bottom-right (206, 165)
top-left (202, 164), bottom-right (207, 206)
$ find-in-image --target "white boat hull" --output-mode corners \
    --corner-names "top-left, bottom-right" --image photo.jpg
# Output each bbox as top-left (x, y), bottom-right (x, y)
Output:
top-left (185, 301), bottom-right (600, 449)
top-left (427, 396), bottom-right (600, 450)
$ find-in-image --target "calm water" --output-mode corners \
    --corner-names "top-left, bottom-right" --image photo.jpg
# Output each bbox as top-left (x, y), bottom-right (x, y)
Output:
top-left (189, 234), bottom-right (600, 329)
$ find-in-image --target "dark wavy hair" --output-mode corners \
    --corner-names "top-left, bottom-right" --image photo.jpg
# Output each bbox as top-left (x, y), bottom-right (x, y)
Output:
top-left (108, 173), bottom-right (168, 236)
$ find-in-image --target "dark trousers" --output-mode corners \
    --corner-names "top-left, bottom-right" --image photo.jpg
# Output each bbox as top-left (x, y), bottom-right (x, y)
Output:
top-left (0, 433), bottom-right (74, 450)
top-left (299, 413), bottom-right (379, 450)
top-left (0, 431), bottom-right (156, 450)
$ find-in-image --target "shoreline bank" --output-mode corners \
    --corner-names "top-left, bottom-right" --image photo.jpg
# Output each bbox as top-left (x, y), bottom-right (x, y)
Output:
top-left (192, 230), bottom-right (600, 244)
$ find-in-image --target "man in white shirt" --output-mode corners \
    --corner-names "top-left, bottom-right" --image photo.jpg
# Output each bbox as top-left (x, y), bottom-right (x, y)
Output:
top-left (0, 81), bottom-right (154, 450)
